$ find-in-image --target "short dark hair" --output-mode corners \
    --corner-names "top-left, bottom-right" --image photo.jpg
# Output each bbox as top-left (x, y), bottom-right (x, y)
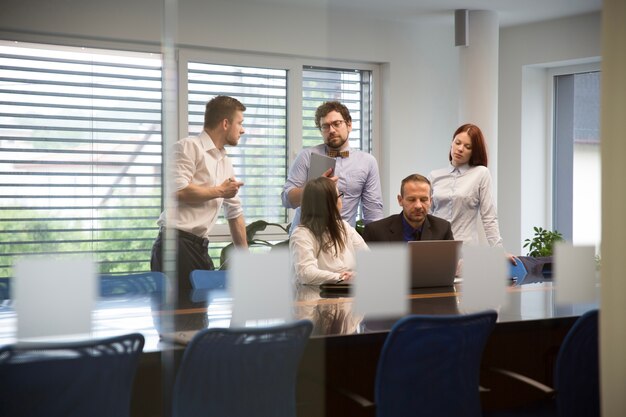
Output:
top-left (314, 101), bottom-right (352, 130)
top-left (203, 96), bottom-right (246, 129)
top-left (400, 174), bottom-right (431, 196)
top-left (448, 123), bottom-right (489, 167)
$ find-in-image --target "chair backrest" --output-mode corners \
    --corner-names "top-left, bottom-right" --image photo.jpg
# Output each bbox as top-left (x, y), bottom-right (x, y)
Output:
top-left (0, 333), bottom-right (145, 417)
top-left (555, 309), bottom-right (600, 417)
top-left (0, 277), bottom-right (10, 300)
top-left (100, 271), bottom-right (166, 297)
top-left (172, 320), bottom-right (313, 417)
top-left (189, 269), bottom-right (226, 290)
top-left (375, 310), bottom-right (498, 417)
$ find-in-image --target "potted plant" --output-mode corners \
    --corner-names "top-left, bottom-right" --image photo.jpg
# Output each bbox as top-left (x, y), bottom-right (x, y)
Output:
top-left (523, 227), bottom-right (564, 257)
top-left (521, 227), bottom-right (564, 276)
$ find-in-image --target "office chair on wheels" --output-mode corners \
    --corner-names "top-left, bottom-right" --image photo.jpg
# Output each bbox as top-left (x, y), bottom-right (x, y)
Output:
top-left (0, 332), bottom-right (145, 417)
top-left (375, 310), bottom-right (498, 417)
top-left (486, 309), bottom-right (599, 417)
top-left (171, 320), bottom-right (313, 417)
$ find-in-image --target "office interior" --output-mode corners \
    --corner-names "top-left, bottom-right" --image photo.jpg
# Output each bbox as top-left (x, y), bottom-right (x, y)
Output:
top-left (1, 0), bottom-right (625, 415)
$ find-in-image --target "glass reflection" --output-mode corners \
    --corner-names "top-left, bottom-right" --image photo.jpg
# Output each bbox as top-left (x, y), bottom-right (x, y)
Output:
top-left (294, 285), bottom-right (363, 336)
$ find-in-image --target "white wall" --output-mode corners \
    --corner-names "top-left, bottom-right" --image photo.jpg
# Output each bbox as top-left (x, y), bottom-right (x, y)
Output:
top-left (498, 12), bottom-right (601, 254)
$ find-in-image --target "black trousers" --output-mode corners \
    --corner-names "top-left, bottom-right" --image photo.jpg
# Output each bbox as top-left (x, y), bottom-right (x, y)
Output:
top-left (150, 228), bottom-right (215, 293)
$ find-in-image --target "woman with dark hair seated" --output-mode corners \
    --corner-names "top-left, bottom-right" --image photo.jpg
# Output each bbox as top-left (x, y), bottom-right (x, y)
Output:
top-left (290, 177), bottom-right (368, 285)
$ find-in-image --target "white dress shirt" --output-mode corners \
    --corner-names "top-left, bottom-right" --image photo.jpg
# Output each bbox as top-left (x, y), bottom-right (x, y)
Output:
top-left (290, 220), bottom-right (369, 285)
top-left (157, 130), bottom-right (243, 239)
top-left (429, 164), bottom-right (503, 247)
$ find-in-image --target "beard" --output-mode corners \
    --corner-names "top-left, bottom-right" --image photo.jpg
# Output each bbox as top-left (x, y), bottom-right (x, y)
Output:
top-left (325, 134), bottom-right (348, 149)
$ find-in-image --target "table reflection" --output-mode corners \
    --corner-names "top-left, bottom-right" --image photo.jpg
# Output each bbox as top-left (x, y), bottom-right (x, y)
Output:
top-left (293, 285), bottom-right (364, 336)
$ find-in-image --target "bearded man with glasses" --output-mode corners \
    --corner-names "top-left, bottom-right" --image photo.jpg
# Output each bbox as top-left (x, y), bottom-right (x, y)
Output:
top-left (282, 101), bottom-right (384, 233)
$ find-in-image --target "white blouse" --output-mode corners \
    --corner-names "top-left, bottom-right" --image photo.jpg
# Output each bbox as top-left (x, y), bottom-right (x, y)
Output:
top-left (429, 164), bottom-right (503, 247)
top-left (289, 220), bottom-right (369, 285)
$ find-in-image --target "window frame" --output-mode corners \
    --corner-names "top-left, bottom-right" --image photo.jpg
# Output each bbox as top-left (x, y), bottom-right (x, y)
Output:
top-left (547, 62), bottom-right (601, 243)
top-left (0, 33), bottom-right (382, 271)
top-left (177, 49), bottom-right (380, 242)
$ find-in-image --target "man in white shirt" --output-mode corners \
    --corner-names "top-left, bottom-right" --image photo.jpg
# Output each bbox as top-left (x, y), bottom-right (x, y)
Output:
top-left (151, 96), bottom-right (248, 292)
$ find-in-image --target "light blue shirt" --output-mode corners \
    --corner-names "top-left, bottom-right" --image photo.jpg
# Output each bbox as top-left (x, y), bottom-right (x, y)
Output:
top-left (429, 164), bottom-right (503, 247)
top-left (282, 143), bottom-right (384, 229)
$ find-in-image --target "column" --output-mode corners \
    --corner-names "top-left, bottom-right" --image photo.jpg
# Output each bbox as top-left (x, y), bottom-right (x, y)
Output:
top-left (458, 10), bottom-right (499, 192)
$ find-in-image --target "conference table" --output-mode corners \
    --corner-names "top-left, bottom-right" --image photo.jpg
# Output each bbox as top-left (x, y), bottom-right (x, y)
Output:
top-left (0, 275), bottom-right (598, 417)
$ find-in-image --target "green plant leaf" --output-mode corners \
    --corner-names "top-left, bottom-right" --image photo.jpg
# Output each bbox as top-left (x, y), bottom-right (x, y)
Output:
top-left (525, 227), bottom-right (564, 257)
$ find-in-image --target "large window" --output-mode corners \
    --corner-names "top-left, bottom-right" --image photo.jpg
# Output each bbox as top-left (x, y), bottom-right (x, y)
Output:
top-left (1, 40), bottom-right (377, 274)
top-left (187, 62), bottom-right (288, 224)
top-left (184, 60), bottom-right (374, 266)
top-left (185, 61), bottom-right (288, 263)
top-left (553, 70), bottom-right (601, 250)
top-left (0, 41), bottom-right (162, 278)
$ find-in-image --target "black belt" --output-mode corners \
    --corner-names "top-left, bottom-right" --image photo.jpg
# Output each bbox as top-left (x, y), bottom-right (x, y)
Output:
top-left (159, 228), bottom-right (209, 248)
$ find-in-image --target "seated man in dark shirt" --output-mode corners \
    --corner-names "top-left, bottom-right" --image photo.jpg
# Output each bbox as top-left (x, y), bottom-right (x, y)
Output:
top-left (362, 173), bottom-right (453, 242)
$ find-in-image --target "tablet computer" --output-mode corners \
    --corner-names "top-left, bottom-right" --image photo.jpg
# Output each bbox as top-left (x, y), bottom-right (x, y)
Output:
top-left (307, 153), bottom-right (336, 181)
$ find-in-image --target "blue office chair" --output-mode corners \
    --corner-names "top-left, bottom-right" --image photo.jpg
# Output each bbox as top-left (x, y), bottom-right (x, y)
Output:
top-left (172, 320), bottom-right (313, 417)
top-left (189, 269), bottom-right (227, 290)
top-left (0, 332), bottom-right (145, 417)
top-left (555, 309), bottom-right (599, 416)
top-left (0, 277), bottom-right (10, 300)
top-left (375, 310), bottom-right (498, 417)
top-left (100, 271), bottom-right (166, 297)
top-left (486, 309), bottom-right (599, 417)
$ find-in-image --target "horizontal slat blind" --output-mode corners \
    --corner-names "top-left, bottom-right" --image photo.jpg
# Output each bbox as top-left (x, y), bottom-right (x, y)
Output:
top-left (0, 41), bottom-right (163, 278)
top-left (187, 62), bottom-right (288, 265)
top-left (302, 66), bottom-right (372, 152)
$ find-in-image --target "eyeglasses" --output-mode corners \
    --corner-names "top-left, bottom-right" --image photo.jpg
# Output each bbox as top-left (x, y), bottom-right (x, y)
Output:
top-left (337, 191), bottom-right (344, 200)
top-left (320, 120), bottom-right (346, 132)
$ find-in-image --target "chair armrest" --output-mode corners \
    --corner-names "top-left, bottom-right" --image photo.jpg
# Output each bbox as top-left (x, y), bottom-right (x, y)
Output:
top-left (489, 367), bottom-right (555, 395)
top-left (329, 384), bottom-right (376, 408)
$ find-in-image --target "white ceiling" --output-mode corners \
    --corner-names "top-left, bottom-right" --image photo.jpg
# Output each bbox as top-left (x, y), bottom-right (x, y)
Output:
top-left (246, 0), bottom-right (602, 27)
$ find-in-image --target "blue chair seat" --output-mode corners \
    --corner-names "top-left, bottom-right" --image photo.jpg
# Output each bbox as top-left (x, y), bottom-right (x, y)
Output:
top-left (189, 269), bottom-right (226, 290)
top-left (100, 271), bottom-right (166, 297)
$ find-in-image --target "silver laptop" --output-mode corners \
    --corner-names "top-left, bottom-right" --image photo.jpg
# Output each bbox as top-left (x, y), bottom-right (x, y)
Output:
top-left (408, 240), bottom-right (462, 288)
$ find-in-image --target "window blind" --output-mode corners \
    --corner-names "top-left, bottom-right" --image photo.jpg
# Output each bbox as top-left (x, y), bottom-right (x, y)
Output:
top-left (187, 62), bottom-right (288, 223)
top-left (186, 62), bottom-right (288, 264)
top-left (0, 41), bottom-right (163, 278)
top-left (302, 66), bottom-right (373, 152)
